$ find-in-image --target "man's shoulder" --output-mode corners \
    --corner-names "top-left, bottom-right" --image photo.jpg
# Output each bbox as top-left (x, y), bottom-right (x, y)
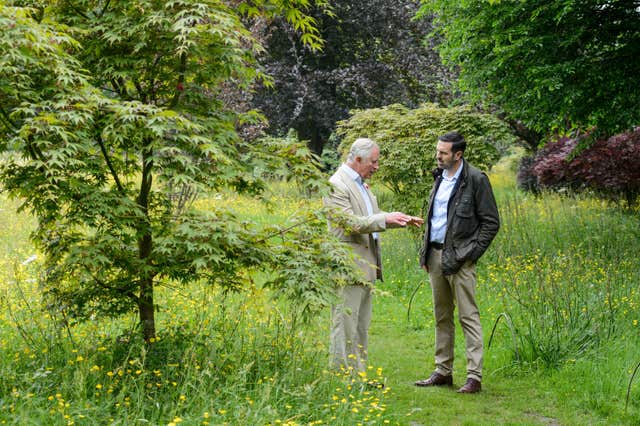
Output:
top-left (463, 162), bottom-right (489, 180)
top-left (329, 168), bottom-right (349, 185)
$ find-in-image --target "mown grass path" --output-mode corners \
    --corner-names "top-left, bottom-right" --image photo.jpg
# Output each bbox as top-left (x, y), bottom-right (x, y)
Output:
top-left (368, 291), bottom-right (609, 425)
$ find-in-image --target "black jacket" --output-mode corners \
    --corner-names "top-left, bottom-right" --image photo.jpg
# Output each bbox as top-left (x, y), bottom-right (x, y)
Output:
top-left (419, 161), bottom-right (500, 275)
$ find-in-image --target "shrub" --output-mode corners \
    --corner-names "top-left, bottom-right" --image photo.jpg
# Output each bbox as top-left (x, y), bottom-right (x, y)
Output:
top-left (531, 136), bottom-right (577, 190)
top-left (531, 128), bottom-right (640, 207)
top-left (335, 103), bottom-right (516, 215)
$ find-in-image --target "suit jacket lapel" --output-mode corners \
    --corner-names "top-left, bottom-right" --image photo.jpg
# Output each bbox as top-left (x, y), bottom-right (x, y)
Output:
top-left (338, 168), bottom-right (368, 215)
top-left (363, 184), bottom-right (378, 213)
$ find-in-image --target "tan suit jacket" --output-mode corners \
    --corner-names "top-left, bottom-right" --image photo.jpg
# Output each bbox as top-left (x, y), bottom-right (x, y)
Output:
top-left (324, 166), bottom-right (389, 283)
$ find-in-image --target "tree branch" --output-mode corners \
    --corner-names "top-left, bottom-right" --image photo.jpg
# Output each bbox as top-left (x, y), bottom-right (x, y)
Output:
top-left (24, 134), bottom-right (47, 163)
top-left (138, 141), bottom-right (154, 212)
top-left (0, 106), bottom-right (19, 134)
top-left (90, 272), bottom-right (141, 304)
top-left (133, 78), bottom-right (146, 103)
top-left (253, 216), bottom-right (318, 244)
top-left (110, 77), bottom-right (129, 100)
top-left (148, 54), bottom-right (165, 103)
top-left (65, 0), bottom-right (91, 20)
top-left (169, 53), bottom-right (187, 108)
top-left (98, 0), bottom-right (112, 18)
top-left (96, 132), bottom-right (125, 193)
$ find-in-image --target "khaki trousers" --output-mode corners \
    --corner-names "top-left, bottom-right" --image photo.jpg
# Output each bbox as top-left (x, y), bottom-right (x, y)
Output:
top-left (427, 249), bottom-right (483, 382)
top-left (330, 284), bottom-right (372, 372)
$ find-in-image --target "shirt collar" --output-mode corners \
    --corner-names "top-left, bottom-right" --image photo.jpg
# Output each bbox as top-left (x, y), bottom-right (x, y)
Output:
top-left (340, 163), bottom-right (362, 183)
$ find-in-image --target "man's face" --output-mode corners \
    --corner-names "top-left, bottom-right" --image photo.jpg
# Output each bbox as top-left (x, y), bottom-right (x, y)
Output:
top-left (436, 141), bottom-right (461, 171)
top-left (356, 146), bottom-right (380, 180)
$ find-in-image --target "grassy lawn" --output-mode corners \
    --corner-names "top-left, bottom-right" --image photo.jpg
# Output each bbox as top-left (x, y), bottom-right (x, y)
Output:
top-left (364, 153), bottom-right (640, 425)
top-left (369, 279), bottom-right (638, 425)
top-left (1, 153), bottom-right (639, 425)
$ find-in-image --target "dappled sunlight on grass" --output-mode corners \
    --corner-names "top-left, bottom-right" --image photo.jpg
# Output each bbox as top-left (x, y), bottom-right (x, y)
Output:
top-left (194, 182), bottom-right (321, 226)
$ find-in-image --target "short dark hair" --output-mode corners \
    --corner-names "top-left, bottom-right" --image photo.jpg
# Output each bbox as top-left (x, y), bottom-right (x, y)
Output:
top-left (438, 131), bottom-right (466, 154)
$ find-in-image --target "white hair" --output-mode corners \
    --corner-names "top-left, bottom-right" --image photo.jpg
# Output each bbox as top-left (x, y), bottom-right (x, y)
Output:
top-left (347, 138), bottom-right (378, 162)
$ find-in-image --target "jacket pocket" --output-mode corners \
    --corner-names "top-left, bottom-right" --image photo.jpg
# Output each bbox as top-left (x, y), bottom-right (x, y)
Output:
top-left (454, 239), bottom-right (476, 262)
top-left (456, 196), bottom-right (474, 215)
top-left (453, 201), bottom-right (476, 238)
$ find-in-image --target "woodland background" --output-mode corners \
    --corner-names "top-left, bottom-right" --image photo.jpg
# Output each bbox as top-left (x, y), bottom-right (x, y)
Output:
top-left (1, 1), bottom-right (639, 424)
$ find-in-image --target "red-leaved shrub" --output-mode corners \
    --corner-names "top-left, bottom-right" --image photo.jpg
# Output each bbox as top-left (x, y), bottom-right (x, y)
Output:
top-left (529, 128), bottom-right (640, 206)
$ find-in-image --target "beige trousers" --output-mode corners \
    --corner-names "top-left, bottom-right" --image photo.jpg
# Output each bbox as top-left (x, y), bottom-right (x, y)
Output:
top-left (330, 284), bottom-right (372, 372)
top-left (428, 248), bottom-right (483, 382)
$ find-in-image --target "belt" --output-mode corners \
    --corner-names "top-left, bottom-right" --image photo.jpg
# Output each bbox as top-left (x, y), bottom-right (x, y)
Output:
top-left (430, 241), bottom-right (444, 250)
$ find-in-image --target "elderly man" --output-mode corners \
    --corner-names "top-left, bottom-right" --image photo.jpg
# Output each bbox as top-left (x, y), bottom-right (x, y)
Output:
top-left (324, 137), bottom-right (422, 375)
top-left (415, 131), bottom-right (500, 393)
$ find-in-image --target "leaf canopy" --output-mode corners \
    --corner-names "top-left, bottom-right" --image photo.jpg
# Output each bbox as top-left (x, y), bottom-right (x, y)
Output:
top-left (0, 0), bottom-right (353, 338)
top-left (420, 0), bottom-right (640, 136)
top-left (337, 103), bottom-right (515, 215)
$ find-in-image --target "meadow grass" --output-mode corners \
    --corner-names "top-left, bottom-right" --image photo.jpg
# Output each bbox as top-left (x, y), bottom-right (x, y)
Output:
top-left (372, 151), bottom-right (640, 425)
top-left (1, 153), bottom-right (640, 425)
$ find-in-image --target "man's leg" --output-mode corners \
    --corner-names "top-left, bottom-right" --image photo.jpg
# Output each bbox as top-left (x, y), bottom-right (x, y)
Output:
top-left (428, 249), bottom-right (455, 377)
top-left (355, 284), bottom-right (372, 372)
top-left (330, 285), bottom-right (365, 372)
top-left (453, 260), bottom-right (483, 382)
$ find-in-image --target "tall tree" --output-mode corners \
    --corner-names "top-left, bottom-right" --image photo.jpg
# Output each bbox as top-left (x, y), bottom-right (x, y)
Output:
top-left (252, 0), bottom-right (456, 154)
top-left (0, 0), bottom-right (356, 341)
top-left (419, 0), bottom-right (640, 137)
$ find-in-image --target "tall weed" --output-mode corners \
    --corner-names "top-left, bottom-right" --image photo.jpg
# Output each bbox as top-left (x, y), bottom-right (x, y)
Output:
top-left (482, 189), bottom-right (640, 367)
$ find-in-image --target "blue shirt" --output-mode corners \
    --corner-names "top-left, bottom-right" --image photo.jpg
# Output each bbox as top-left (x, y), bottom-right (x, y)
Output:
top-left (429, 160), bottom-right (464, 244)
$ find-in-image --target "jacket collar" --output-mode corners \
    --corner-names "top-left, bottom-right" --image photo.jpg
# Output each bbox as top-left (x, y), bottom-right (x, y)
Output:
top-left (432, 159), bottom-right (467, 181)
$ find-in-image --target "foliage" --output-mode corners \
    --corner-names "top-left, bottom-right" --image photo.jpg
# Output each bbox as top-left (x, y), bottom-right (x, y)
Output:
top-left (0, 0), bottom-right (358, 341)
top-left (515, 155), bottom-right (539, 194)
top-left (252, 0), bottom-right (457, 154)
top-left (419, 0), bottom-right (640, 137)
top-left (335, 103), bottom-right (515, 215)
top-left (0, 261), bottom-right (392, 425)
top-left (3, 167), bottom-right (640, 424)
top-left (318, 132), bottom-right (342, 172)
top-left (521, 128), bottom-right (640, 206)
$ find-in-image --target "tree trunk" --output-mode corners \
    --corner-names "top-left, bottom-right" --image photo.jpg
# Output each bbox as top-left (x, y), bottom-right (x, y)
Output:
top-left (137, 144), bottom-right (156, 341)
top-left (138, 274), bottom-right (156, 342)
top-left (297, 122), bottom-right (325, 156)
top-left (505, 117), bottom-right (543, 151)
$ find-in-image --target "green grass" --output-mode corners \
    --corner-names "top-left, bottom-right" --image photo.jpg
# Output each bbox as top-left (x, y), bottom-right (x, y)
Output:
top-left (1, 154), bottom-right (640, 425)
top-left (369, 151), bottom-right (640, 425)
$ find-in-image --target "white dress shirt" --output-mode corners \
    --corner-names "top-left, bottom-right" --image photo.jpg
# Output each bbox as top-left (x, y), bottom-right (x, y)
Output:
top-left (429, 160), bottom-right (464, 244)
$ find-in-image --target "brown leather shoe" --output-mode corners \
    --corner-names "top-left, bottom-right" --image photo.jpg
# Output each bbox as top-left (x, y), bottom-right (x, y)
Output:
top-left (414, 372), bottom-right (453, 387)
top-left (457, 378), bottom-right (481, 393)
